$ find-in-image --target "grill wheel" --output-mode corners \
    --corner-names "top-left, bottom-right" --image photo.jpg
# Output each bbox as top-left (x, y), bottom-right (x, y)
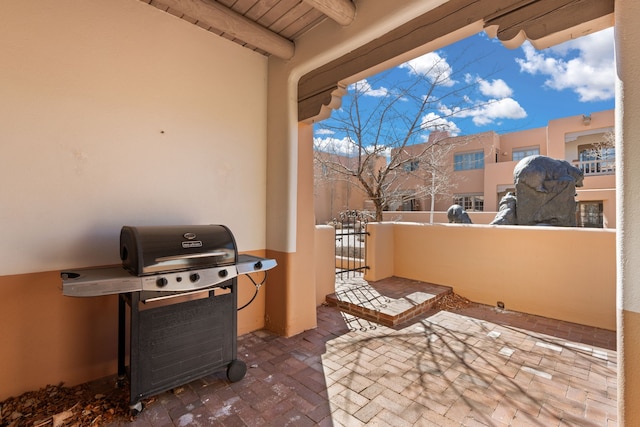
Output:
top-left (227, 360), bottom-right (247, 382)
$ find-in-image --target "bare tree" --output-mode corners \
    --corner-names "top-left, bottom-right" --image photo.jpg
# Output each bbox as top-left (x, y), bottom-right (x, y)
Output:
top-left (314, 50), bottom-right (501, 221)
top-left (392, 131), bottom-right (465, 223)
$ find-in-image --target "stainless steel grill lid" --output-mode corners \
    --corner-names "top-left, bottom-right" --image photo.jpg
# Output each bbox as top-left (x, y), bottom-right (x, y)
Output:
top-left (120, 225), bottom-right (236, 276)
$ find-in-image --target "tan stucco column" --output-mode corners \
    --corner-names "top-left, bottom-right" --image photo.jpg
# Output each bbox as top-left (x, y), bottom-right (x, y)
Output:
top-left (615, 0), bottom-right (640, 424)
top-left (264, 58), bottom-right (318, 337)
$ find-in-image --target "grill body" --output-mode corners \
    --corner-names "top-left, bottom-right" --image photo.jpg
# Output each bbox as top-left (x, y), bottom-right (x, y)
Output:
top-left (61, 224), bottom-right (275, 413)
top-left (121, 283), bottom-right (241, 409)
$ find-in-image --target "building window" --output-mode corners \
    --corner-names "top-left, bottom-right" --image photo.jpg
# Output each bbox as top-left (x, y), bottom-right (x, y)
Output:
top-left (454, 151), bottom-right (484, 171)
top-left (402, 196), bottom-right (418, 211)
top-left (577, 201), bottom-right (603, 228)
top-left (513, 146), bottom-right (540, 162)
top-left (403, 160), bottom-right (419, 172)
top-left (454, 194), bottom-right (484, 212)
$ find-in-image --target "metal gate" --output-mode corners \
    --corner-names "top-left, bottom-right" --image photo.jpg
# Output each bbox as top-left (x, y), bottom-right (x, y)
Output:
top-left (335, 210), bottom-right (370, 278)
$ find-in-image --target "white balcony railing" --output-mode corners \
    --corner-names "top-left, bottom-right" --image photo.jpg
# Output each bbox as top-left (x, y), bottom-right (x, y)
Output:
top-left (573, 159), bottom-right (615, 176)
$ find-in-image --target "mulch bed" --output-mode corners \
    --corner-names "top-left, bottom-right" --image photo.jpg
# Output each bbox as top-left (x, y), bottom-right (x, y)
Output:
top-left (0, 380), bottom-right (134, 427)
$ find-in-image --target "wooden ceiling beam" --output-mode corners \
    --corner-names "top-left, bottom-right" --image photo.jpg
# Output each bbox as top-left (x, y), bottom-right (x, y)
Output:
top-left (485, 0), bottom-right (614, 48)
top-left (155, 0), bottom-right (295, 59)
top-left (303, 0), bottom-right (355, 26)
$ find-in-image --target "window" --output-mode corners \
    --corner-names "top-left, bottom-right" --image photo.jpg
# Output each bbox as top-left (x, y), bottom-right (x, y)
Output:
top-left (513, 146), bottom-right (540, 162)
top-left (454, 151), bottom-right (484, 171)
top-left (402, 196), bottom-right (418, 211)
top-left (403, 160), bottom-right (419, 172)
top-left (577, 201), bottom-right (603, 228)
top-left (453, 194), bottom-right (484, 211)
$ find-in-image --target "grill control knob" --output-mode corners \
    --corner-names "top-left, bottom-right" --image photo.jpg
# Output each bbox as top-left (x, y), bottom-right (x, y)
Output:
top-left (190, 273), bottom-right (200, 283)
top-left (156, 277), bottom-right (168, 288)
top-left (219, 269), bottom-right (228, 278)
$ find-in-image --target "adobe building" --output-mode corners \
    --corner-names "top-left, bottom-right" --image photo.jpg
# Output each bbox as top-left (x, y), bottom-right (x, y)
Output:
top-left (380, 109), bottom-right (615, 227)
top-left (320, 109), bottom-right (614, 227)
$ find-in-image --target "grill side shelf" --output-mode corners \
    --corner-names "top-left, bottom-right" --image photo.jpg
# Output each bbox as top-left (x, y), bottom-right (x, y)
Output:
top-left (235, 255), bottom-right (277, 275)
top-left (61, 267), bottom-right (142, 296)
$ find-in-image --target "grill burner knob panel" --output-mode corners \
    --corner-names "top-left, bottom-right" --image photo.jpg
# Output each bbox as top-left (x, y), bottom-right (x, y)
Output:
top-left (140, 265), bottom-right (238, 292)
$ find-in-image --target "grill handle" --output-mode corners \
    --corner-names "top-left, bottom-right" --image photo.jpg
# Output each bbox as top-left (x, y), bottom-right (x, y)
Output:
top-left (155, 252), bottom-right (228, 263)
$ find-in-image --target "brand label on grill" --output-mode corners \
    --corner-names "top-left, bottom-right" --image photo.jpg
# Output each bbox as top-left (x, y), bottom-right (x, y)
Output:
top-left (182, 241), bottom-right (203, 248)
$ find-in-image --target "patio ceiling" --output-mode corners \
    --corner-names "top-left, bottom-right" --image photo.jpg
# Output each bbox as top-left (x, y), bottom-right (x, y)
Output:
top-left (141, 0), bottom-right (356, 59)
top-left (140, 1), bottom-right (613, 60)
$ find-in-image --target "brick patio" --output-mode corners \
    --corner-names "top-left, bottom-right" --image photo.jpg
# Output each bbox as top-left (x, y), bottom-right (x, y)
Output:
top-left (105, 278), bottom-right (617, 426)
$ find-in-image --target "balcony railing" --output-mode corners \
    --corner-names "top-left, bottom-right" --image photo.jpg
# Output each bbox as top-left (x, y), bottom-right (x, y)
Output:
top-left (573, 159), bottom-right (615, 176)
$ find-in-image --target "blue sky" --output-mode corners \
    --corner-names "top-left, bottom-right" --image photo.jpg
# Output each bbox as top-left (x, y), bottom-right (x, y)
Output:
top-left (314, 28), bottom-right (615, 155)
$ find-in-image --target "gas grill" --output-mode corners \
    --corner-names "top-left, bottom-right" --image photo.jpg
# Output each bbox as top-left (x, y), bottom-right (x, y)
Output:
top-left (60, 225), bottom-right (276, 413)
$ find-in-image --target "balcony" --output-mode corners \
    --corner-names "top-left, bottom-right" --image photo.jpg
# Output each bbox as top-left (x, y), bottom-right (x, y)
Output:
top-left (573, 159), bottom-right (616, 176)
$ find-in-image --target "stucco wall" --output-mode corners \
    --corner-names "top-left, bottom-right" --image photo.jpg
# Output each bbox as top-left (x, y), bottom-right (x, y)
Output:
top-left (383, 211), bottom-right (499, 224)
top-left (0, 0), bottom-right (268, 275)
top-left (0, 0), bottom-right (269, 400)
top-left (315, 225), bottom-right (336, 306)
top-left (365, 222), bottom-right (616, 331)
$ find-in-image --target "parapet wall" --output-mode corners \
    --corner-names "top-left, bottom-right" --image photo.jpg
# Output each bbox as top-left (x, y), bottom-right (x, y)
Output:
top-left (365, 222), bottom-right (616, 331)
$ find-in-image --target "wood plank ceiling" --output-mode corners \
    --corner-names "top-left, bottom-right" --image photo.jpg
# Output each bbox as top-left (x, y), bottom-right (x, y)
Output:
top-left (141, 0), bottom-right (355, 59)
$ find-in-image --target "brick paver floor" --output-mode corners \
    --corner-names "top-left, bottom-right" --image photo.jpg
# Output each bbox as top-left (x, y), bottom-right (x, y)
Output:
top-left (106, 300), bottom-right (617, 426)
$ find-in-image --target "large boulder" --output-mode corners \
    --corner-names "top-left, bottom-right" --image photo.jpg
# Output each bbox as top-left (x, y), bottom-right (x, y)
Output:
top-left (513, 155), bottom-right (583, 226)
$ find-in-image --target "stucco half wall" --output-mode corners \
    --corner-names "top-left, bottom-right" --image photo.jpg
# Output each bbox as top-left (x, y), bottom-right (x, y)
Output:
top-left (365, 222), bottom-right (616, 331)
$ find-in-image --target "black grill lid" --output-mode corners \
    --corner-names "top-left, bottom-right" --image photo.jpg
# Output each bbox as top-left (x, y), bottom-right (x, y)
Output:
top-left (120, 225), bottom-right (237, 276)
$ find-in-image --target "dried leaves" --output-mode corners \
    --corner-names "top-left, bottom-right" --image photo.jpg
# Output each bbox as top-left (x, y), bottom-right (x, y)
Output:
top-left (434, 292), bottom-right (472, 311)
top-left (0, 381), bottom-right (132, 427)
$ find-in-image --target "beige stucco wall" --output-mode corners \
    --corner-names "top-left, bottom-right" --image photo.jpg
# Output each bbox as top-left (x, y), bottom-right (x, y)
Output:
top-left (315, 226), bottom-right (336, 305)
top-left (1, 0), bottom-right (268, 273)
top-left (0, 0), bottom-right (269, 400)
top-left (383, 210), bottom-right (497, 224)
top-left (366, 222), bottom-right (616, 331)
top-left (498, 127), bottom-right (548, 158)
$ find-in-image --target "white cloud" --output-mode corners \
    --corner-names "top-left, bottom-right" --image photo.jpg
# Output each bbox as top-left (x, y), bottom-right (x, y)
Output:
top-left (466, 74), bottom-right (514, 98)
top-left (315, 128), bottom-right (334, 135)
top-left (478, 78), bottom-right (513, 98)
top-left (399, 52), bottom-right (456, 87)
top-left (440, 98), bottom-right (527, 126)
top-left (515, 28), bottom-right (614, 102)
top-left (470, 98), bottom-right (527, 125)
top-left (314, 136), bottom-right (392, 159)
top-left (351, 79), bottom-right (390, 97)
top-left (420, 112), bottom-right (461, 136)
top-left (313, 136), bottom-right (359, 156)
